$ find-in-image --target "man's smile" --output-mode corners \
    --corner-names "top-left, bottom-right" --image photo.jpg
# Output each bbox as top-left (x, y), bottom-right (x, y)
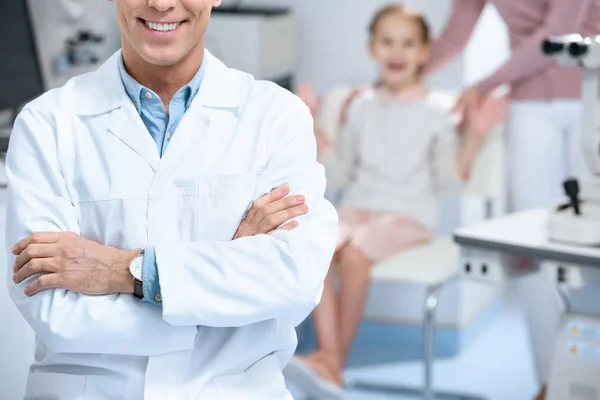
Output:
top-left (139, 18), bottom-right (185, 33)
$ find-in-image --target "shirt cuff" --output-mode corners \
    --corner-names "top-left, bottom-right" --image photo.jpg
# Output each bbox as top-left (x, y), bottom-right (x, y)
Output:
top-left (142, 247), bottom-right (162, 305)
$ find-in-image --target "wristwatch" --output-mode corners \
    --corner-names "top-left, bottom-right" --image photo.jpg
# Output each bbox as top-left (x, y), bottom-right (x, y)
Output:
top-left (129, 249), bottom-right (145, 299)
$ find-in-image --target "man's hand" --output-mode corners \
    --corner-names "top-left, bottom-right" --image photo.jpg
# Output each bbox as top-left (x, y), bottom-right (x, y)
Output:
top-left (233, 185), bottom-right (308, 239)
top-left (12, 232), bottom-right (138, 296)
top-left (12, 185), bottom-right (308, 296)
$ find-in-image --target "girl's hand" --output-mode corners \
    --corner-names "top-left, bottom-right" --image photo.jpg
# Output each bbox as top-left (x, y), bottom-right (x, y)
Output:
top-left (297, 82), bottom-right (320, 118)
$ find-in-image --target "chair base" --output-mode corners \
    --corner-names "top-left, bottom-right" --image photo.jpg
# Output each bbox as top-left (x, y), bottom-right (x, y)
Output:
top-left (345, 378), bottom-right (487, 400)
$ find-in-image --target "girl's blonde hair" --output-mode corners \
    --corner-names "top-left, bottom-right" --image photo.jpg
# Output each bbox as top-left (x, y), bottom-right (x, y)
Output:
top-left (369, 3), bottom-right (431, 44)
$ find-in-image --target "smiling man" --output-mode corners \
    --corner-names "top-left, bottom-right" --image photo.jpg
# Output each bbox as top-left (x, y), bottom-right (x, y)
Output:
top-left (5, 0), bottom-right (337, 399)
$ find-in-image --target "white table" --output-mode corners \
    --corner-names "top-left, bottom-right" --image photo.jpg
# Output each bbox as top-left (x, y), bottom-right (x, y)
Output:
top-left (453, 209), bottom-right (600, 400)
top-left (454, 209), bottom-right (600, 267)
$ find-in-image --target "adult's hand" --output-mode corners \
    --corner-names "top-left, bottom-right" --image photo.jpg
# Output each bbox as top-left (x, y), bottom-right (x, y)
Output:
top-left (12, 186), bottom-right (309, 295)
top-left (233, 185), bottom-right (308, 239)
top-left (468, 92), bottom-right (509, 139)
top-left (453, 86), bottom-right (482, 131)
top-left (12, 232), bottom-right (138, 296)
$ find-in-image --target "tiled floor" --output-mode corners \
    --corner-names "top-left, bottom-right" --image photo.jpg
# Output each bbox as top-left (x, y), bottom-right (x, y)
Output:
top-left (289, 288), bottom-right (540, 400)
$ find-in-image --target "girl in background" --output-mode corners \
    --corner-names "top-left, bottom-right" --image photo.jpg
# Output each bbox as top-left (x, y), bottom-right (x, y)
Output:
top-left (285, 4), bottom-right (503, 399)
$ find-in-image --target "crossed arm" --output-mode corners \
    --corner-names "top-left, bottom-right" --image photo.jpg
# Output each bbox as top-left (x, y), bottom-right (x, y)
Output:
top-left (7, 101), bottom-right (337, 355)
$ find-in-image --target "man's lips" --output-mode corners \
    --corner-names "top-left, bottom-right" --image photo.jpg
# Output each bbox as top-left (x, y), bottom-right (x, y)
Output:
top-left (139, 18), bottom-right (186, 33)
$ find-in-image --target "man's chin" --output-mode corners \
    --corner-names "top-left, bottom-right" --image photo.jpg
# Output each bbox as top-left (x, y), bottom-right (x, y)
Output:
top-left (139, 48), bottom-right (186, 68)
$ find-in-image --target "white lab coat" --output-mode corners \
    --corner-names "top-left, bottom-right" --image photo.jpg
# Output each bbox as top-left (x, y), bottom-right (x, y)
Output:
top-left (5, 50), bottom-right (338, 400)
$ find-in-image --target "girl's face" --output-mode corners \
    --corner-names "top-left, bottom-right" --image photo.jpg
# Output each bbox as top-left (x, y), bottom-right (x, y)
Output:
top-left (369, 13), bottom-right (430, 91)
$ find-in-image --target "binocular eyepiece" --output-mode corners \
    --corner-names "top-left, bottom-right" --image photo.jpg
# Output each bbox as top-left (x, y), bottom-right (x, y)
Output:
top-left (542, 34), bottom-right (600, 68)
top-left (542, 34), bottom-right (586, 56)
top-left (542, 39), bottom-right (564, 55)
top-left (569, 42), bottom-right (589, 57)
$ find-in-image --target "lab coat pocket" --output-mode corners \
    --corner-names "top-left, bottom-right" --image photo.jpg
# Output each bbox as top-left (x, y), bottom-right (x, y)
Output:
top-left (212, 353), bottom-right (289, 399)
top-left (196, 174), bottom-right (255, 241)
top-left (25, 372), bottom-right (87, 399)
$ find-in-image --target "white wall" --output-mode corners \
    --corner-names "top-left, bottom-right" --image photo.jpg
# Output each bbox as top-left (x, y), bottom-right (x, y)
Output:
top-left (463, 4), bottom-right (510, 85)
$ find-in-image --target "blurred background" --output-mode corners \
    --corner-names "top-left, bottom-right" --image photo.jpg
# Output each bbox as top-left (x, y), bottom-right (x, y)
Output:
top-left (0, 1), bottom-right (584, 400)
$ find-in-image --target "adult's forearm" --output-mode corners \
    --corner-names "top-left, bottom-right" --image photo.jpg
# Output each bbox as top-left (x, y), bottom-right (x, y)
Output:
top-left (426, 0), bottom-right (486, 75)
top-left (154, 199), bottom-right (338, 329)
top-left (474, 0), bottom-right (591, 94)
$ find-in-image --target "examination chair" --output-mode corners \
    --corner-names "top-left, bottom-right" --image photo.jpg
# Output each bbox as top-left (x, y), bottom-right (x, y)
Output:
top-left (318, 86), bottom-right (506, 400)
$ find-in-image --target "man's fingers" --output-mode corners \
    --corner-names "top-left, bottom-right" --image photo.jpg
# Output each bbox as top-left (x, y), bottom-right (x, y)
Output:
top-left (258, 194), bottom-right (305, 220)
top-left (275, 221), bottom-right (299, 233)
top-left (267, 220), bottom-right (299, 235)
top-left (251, 185), bottom-right (290, 210)
top-left (260, 204), bottom-right (309, 234)
top-left (13, 243), bottom-right (62, 273)
top-left (14, 257), bottom-right (59, 284)
top-left (12, 232), bottom-right (66, 255)
top-left (24, 273), bottom-right (62, 296)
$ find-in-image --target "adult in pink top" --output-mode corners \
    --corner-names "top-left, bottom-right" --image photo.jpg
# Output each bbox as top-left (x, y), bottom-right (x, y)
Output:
top-left (428, 0), bottom-right (600, 210)
top-left (427, 1), bottom-right (600, 398)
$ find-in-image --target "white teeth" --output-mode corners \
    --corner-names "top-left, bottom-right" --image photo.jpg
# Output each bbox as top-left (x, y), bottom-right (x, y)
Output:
top-left (144, 20), bottom-right (181, 32)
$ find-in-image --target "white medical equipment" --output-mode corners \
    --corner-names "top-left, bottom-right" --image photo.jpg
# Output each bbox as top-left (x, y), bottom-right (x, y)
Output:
top-left (205, 5), bottom-right (299, 91)
top-left (454, 35), bottom-right (600, 400)
top-left (456, 210), bottom-right (600, 400)
top-left (542, 35), bottom-right (600, 246)
top-left (26, 0), bottom-right (120, 90)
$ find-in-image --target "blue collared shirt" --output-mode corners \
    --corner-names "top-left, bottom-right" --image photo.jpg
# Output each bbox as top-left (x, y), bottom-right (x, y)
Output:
top-left (118, 55), bottom-right (206, 305)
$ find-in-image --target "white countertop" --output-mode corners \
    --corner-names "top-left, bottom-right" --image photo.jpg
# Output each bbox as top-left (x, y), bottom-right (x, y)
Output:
top-left (454, 209), bottom-right (600, 266)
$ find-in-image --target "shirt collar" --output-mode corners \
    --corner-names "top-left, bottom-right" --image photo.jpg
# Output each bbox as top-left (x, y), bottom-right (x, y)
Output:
top-left (117, 54), bottom-right (206, 114)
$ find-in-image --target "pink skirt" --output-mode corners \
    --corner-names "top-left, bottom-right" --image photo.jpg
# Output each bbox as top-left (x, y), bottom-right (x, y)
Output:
top-left (336, 206), bottom-right (432, 262)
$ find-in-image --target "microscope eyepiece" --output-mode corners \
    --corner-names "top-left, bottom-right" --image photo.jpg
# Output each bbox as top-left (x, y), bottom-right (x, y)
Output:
top-left (569, 42), bottom-right (589, 57)
top-left (542, 39), bottom-right (564, 55)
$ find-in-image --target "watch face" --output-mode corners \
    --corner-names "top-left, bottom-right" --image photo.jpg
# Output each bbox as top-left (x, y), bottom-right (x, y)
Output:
top-left (129, 255), bottom-right (143, 281)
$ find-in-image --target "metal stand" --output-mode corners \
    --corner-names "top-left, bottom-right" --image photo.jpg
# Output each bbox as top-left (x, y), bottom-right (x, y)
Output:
top-left (345, 282), bottom-right (486, 399)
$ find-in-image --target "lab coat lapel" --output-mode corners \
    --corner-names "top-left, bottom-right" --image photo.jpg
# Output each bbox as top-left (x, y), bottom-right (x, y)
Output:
top-left (154, 105), bottom-right (212, 178)
top-left (107, 104), bottom-right (161, 172)
top-left (77, 51), bottom-right (161, 171)
top-left (154, 50), bottom-right (245, 178)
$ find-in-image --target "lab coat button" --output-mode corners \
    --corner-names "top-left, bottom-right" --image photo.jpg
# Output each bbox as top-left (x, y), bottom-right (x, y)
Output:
top-left (154, 293), bottom-right (162, 303)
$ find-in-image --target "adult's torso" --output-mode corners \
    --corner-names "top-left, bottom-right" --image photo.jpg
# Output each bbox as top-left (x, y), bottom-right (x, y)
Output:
top-left (23, 52), bottom-right (295, 400)
top-left (489, 0), bottom-right (600, 100)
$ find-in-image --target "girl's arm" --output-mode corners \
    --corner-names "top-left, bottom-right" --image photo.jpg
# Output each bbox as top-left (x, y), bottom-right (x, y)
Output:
top-left (432, 93), bottom-right (506, 189)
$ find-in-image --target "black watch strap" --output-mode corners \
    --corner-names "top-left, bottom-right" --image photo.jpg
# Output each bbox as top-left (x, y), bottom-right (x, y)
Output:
top-left (133, 278), bottom-right (144, 299)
